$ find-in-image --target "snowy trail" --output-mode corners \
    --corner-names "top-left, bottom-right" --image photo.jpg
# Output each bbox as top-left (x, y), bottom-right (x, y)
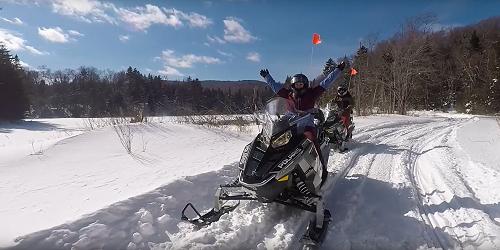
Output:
top-left (324, 116), bottom-right (500, 249)
top-left (324, 119), bottom-right (456, 249)
top-left (6, 115), bottom-right (500, 249)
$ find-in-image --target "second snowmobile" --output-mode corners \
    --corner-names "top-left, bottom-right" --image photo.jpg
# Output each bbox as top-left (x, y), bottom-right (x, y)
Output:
top-left (324, 103), bottom-right (355, 152)
top-left (181, 97), bottom-right (332, 244)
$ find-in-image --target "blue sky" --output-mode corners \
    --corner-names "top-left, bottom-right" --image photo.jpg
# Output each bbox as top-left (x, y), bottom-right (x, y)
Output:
top-left (0, 0), bottom-right (499, 81)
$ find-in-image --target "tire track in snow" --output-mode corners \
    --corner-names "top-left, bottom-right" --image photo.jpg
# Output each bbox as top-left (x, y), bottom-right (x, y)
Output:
top-left (16, 117), bottom-right (493, 250)
top-left (162, 118), bottom-right (488, 250)
top-left (411, 119), bottom-right (500, 249)
top-left (405, 121), bottom-right (459, 249)
top-left (323, 118), bottom-right (458, 249)
top-left (290, 120), bottom-right (437, 249)
top-left (172, 119), bottom-right (439, 250)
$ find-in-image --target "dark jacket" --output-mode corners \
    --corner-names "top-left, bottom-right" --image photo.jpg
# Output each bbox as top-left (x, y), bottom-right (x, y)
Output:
top-left (264, 68), bottom-right (343, 112)
top-left (332, 92), bottom-right (354, 116)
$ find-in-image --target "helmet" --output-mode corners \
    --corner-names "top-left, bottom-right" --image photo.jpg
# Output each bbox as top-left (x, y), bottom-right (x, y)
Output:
top-left (290, 74), bottom-right (309, 96)
top-left (337, 85), bottom-right (348, 96)
top-left (290, 74), bottom-right (309, 88)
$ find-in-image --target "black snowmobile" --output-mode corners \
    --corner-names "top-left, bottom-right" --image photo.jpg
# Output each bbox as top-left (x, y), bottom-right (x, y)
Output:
top-left (323, 103), bottom-right (355, 152)
top-left (181, 97), bottom-right (332, 245)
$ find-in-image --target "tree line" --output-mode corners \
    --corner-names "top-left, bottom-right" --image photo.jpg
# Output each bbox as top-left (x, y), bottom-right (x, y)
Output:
top-left (346, 15), bottom-right (500, 115)
top-left (0, 45), bottom-right (29, 120)
top-left (1, 15), bottom-right (499, 120)
top-left (0, 50), bottom-right (274, 120)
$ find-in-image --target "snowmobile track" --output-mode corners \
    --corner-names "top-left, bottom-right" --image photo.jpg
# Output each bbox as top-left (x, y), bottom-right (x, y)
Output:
top-left (325, 118), bottom-right (459, 249)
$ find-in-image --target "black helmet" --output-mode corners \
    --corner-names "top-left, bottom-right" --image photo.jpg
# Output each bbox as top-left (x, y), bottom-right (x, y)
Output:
top-left (290, 74), bottom-right (309, 88)
top-left (290, 74), bottom-right (309, 97)
top-left (337, 85), bottom-right (348, 96)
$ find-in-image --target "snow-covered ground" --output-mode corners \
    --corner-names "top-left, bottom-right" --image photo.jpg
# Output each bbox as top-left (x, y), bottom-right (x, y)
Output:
top-left (1, 113), bottom-right (499, 249)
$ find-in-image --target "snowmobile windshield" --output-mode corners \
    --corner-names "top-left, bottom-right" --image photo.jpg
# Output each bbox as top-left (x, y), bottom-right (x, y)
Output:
top-left (264, 97), bottom-right (292, 118)
top-left (257, 97), bottom-right (305, 140)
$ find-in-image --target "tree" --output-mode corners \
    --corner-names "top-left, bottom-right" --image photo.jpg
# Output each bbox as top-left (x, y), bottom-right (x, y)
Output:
top-left (0, 44), bottom-right (29, 119)
top-left (322, 58), bottom-right (336, 75)
top-left (469, 30), bottom-right (482, 52)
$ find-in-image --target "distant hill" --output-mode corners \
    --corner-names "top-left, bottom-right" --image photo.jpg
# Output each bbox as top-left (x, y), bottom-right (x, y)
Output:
top-left (162, 79), bottom-right (269, 92)
top-left (201, 80), bottom-right (267, 91)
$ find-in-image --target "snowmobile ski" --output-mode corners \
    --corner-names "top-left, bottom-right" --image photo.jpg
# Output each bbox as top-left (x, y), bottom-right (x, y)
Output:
top-left (300, 209), bottom-right (332, 249)
top-left (181, 201), bottom-right (239, 227)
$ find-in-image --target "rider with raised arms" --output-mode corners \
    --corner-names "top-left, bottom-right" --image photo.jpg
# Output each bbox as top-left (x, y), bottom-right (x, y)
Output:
top-left (259, 61), bottom-right (345, 184)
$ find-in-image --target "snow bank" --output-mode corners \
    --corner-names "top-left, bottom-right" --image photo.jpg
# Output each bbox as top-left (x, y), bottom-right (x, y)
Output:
top-left (0, 118), bottom-right (256, 247)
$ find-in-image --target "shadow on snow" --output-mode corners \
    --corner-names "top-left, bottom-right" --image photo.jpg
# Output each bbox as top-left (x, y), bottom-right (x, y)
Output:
top-left (0, 120), bottom-right (63, 134)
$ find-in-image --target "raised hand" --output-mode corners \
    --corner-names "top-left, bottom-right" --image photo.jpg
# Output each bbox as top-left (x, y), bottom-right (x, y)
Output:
top-left (260, 69), bottom-right (269, 78)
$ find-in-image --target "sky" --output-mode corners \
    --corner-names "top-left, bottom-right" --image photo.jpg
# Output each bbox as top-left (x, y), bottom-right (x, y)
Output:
top-left (0, 0), bottom-right (499, 81)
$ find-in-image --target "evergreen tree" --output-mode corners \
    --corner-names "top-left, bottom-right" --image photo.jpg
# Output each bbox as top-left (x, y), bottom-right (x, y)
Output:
top-left (322, 58), bottom-right (336, 75)
top-left (0, 44), bottom-right (29, 119)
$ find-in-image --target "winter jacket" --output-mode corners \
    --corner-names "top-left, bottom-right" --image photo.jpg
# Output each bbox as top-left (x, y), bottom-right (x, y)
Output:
top-left (263, 68), bottom-right (343, 111)
top-left (332, 92), bottom-right (355, 116)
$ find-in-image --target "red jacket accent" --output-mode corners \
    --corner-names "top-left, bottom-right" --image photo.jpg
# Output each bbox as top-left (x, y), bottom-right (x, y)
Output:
top-left (276, 86), bottom-right (325, 111)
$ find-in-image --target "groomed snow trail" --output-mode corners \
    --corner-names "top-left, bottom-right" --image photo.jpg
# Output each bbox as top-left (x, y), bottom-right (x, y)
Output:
top-left (164, 116), bottom-right (500, 250)
top-left (9, 115), bottom-right (500, 250)
top-left (324, 116), bottom-right (500, 250)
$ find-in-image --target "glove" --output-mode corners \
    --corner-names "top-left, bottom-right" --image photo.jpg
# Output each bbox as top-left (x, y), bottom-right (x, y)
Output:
top-left (322, 64), bottom-right (334, 75)
top-left (337, 61), bottom-right (346, 71)
top-left (259, 69), bottom-right (269, 78)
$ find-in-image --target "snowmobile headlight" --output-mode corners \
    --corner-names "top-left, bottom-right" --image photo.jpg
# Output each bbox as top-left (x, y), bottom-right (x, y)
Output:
top-left (271, 130), bottom-right (292, 148)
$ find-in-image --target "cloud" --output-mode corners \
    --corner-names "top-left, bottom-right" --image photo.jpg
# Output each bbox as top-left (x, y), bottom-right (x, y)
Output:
top-left (117, 5), bottom-right (212, 31)
top-left (429, 23), bottom-right (461, 32)
top-left (11, 1), bottom-right (212, 32)
top-left (223, 17), bottom-right (257, 43)
top-left (164, 8), bottom-right (212, 28)
top-left (68, 30), bottom-right (84, 37)
top-left (160, 49), bottom-right (221, 68)
top-left (38, 27), bottom-right (84, 43)
top-left (207, 35), bottom-right (226, 44)
top-left (51, 0), bottom-right (117, 24)
top-left (18, 60), bottom-right (35, 70)
top-left (217, 49), bottom-right (233, 57)
top-left (246, 52), bottom-right (260, 62)
top-left (1, 17), bottom-right (24, 25)
top-left (158, 65), bottom-right (184, 77)
top-left (0, 28), bottom-right (47, 55)
top-left (119, 35), bottom-right (130, 42)
top-left (0, 0), bottom-right (43, 5)
top-left (38, 27), bottom-right (68, 43)
top-left (203, 1), bottom-right (213, 7)
top-left (158, 49), bottom-right (222, 78)
top-left (118, 4), bottom-right (182, 31)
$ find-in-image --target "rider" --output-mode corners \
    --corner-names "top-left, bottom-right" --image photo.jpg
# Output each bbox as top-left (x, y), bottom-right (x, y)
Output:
top-left (332, 84), bottom-right (355, 138)
top-left (259, 61), bottom-right (345, 184)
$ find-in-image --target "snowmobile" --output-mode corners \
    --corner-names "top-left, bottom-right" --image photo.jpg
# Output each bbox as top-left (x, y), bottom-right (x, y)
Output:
top-left (181, 97), bottom-right (332, 245)
top-left (323, 104), bottom-right (354, 152)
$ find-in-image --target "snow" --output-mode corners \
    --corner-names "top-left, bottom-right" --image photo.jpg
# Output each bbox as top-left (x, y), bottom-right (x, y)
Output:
top-left (0, 118), bottom-right (255, 247)
top-left (1, 112), bottom-right (499, 249)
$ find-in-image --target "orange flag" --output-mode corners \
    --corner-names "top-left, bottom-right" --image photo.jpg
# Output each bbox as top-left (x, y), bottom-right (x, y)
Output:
top-left (312, 33), bottom-right (321, 45)
top-left (350, 68), bottom-right (358, 76)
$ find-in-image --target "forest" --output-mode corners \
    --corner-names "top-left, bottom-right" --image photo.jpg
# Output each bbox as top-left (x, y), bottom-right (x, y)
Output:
top-left (1, 15), bottom-right (498, 120)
